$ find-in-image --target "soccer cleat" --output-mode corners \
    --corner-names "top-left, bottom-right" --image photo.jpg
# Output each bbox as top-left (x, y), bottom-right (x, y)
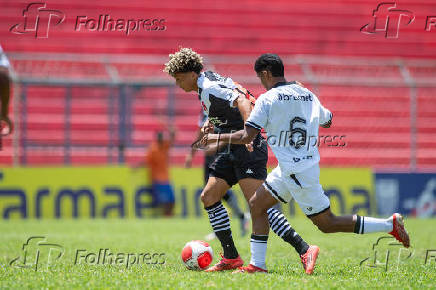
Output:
top-left (389, 213), bottom-right (410, 248)
top-left (204, 254), bottom-right (244, 272)
top-left (300, 245), bottom-right (319, 275)
top-left (232, 264), bottom-right (268, 274)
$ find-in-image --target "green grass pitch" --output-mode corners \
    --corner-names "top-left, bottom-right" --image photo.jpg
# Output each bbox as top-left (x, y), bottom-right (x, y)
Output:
top-left (1, 217), bottom-right (435, 289)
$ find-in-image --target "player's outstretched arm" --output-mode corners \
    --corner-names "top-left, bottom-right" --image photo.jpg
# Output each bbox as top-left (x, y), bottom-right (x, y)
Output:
top-left (201, 125), bottom-right (260, 147)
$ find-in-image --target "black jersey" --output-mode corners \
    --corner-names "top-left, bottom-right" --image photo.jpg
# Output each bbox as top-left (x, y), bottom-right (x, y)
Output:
top-left (197, 71), bottom-right (245, 134)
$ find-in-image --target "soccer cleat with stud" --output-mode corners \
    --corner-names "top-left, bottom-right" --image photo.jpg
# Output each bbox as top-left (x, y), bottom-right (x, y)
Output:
top-left (389, 213), bottom-right (410, 248)
top-left (300, 245), bottom-right (319, 275)
top-left (232, 264), bottom-right (268, 274)
top-left (204, 254), bottom-right (244, 272)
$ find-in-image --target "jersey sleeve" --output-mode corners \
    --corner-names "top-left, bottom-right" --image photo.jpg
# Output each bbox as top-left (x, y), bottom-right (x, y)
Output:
top-left (319, 103), bottom-right (332, 126)
top-left (198, 111), bottom-right (207, 128)
top-left (245, 95), bottom-right (269, 130)
top-left (206, 84), bottom-right (240, 108)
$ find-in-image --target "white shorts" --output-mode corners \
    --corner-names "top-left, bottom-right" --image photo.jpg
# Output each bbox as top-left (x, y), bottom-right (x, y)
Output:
top-left (263, 164), bottom-right (330, 216)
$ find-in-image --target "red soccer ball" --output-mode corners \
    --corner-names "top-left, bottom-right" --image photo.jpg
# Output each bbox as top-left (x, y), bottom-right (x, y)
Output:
top-left (181, 240), bottom-right (214, 270)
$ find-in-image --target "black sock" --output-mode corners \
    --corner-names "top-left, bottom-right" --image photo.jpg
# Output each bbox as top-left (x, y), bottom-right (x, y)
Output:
top-left (267, 208), bottom-right (309, 256)
top-left (354, 215), bottom-right (363, 234)
top-left (205, 201), bottom-right (239, 259)
top-left (215, 230), bottom-right (238, 259)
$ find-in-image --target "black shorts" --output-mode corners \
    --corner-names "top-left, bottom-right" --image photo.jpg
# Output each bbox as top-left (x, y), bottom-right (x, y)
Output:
top-left (208, 134), bottom-right (268, 187)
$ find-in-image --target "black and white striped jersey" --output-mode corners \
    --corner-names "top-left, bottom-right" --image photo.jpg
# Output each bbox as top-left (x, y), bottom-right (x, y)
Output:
top-left (197, 71), bottom-right (245, 133)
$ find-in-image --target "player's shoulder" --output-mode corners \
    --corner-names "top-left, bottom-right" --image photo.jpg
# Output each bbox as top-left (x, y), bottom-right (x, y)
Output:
top-left (252, 91), bottom-right (274, 111)
top-left (198, 71), bottom-right (229, 89)
top-left (258, 88), bottom-right (279, 103)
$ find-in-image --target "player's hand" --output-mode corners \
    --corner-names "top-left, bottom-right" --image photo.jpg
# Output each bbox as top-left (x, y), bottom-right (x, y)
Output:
top-left (200, 133), bottom-right (218, 147)
top-left (0, 115), bottom-right (13, 136)
top-left (201, 122), bottom-right (214, 134)
top-left (184, 154), bottom-right (193, 168)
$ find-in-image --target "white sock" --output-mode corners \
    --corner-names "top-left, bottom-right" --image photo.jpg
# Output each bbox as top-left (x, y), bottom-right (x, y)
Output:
top-left (356, 215), bottom-right (393, 234)
top-left (249, 234), bottom-right (268, 270)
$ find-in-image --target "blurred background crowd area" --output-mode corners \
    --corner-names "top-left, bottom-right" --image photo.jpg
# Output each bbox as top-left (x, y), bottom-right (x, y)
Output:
top-left (0, 0), bottom-right (434, 171)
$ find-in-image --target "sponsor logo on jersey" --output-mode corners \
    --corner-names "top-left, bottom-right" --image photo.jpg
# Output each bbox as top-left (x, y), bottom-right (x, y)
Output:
top-left (293, 155), bottom-right (313, 163)
top-left (278, 94), bottom-right (313, 102)
top-left (208, 116), bottom-right (228, 127)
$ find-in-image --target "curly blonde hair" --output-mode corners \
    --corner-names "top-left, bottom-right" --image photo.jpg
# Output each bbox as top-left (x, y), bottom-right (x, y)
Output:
top-left (163, 47), bottom-right (204, 77)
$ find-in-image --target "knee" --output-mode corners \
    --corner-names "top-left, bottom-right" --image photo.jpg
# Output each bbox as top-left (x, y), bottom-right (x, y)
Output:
top-left (200, 190), bottom-right (216, 208)
top-left (248, 196), bottom-right (266, 217)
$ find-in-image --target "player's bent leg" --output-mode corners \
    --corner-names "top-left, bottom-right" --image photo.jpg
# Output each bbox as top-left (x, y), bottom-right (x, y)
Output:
top-left (309, 208), bottom-right (355, 233)
top-left (222, 191), bottom-right (248, 236)
top-left (309, 209), bottom-right (410, 247)
top-left (261, 178), bottom-right (312, 257)
top-left (200, 176), bottom-right (230, 207)
top-left (249, 185), bottom-right (277, 235)
top-left (238, 178), bottom-right (264, 202)
top-left (201, 177), bottom-right (243, 271)
top-left (233, 185), bottom-right (274, 273)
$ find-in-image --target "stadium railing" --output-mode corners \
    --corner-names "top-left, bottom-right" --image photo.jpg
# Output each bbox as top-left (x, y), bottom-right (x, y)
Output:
top-left (5, 53), bottom-right (436, 170)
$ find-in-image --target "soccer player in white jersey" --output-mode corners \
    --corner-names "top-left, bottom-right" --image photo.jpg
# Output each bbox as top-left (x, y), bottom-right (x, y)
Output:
top-left (164, 48), bottom-right (319, 273)
top-left (202, 53), bottom-right (410, 273)
top-left (0, 45), bottom-right (12, 136)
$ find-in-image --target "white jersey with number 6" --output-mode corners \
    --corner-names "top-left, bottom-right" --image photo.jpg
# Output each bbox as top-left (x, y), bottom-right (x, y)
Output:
top-left (246, 82), bottom-right (332, 175)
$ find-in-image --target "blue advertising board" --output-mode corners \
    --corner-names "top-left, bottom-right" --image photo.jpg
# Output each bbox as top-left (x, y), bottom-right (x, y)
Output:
top-left (375, 173), bottom-right (436, 217)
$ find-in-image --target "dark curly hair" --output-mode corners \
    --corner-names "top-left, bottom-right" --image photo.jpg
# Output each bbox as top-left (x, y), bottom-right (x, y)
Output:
top-left (163, 47), bottom-right (204, 76)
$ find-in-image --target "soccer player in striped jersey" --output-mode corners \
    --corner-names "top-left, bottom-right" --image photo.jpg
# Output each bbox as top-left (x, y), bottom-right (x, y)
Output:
top-left (186, 110), bottom-right (250, 238)
top-left (164, 48), bottom-right (319, 273)
top-left (202, 53), bottom-right (410, 273)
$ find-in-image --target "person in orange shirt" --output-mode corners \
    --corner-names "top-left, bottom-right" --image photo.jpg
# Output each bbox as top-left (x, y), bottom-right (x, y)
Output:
top-left (146, 126), bottom-right (176, 216)
top-left (0, 45), bottom-right (13, 148)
